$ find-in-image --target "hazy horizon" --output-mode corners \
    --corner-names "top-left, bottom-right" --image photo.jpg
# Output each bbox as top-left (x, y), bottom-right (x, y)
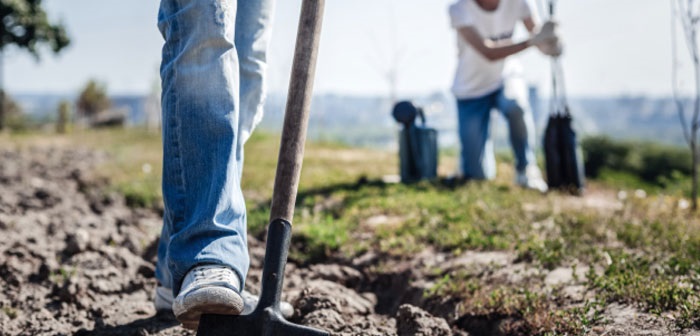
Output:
top-left (6, 0), bottom-right (695, 99)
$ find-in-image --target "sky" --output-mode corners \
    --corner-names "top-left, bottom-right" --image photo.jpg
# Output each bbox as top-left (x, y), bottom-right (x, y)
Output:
top-left (5, 0), bottom-right (692, 98)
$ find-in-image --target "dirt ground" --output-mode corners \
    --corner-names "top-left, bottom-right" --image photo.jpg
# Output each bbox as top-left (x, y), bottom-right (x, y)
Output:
top-left (1, 146), bottom-right (698, 336)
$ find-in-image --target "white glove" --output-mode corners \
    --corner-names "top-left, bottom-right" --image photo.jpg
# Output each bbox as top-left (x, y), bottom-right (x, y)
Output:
top-left (538, 38), bottom-right (564, 57)
top-left (530, 20), bottom-right (559, 47)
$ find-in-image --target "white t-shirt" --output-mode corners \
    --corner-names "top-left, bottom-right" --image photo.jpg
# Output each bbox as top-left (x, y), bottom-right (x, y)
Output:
top-left (449, 0), bottom-right (532, 99)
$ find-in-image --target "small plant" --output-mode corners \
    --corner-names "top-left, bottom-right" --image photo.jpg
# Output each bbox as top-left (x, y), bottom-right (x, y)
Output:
top-left (50, 267), bottom-right (76, 285)
top-left (117, 179), bottom-right (161, 209)
top-left (424, 272), bottom-right (481, 299)
top-left (2, 307), bottom-right (18, 319)
top-left (550, 300), bottom-right (607, 334)
top-left (517, 238), bottom-right (566, 270)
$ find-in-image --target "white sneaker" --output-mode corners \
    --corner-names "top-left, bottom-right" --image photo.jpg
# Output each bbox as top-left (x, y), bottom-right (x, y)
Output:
top-left (516, 165), bottom-right (549, 193)
top-left (172, 265), bottom-right (244, 330)
top-left (154, 274), bottom-right (295, 324)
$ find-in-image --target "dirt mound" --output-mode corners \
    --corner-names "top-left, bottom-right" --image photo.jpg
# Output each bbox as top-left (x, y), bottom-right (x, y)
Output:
top-left (0, 147), bottom-right (174, 335)
top-left (0, 147), bottom-right (454, 335)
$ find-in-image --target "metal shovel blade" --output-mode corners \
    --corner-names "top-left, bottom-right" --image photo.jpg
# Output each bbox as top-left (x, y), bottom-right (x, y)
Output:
top-left (197, 220), bottom-right (329, 336)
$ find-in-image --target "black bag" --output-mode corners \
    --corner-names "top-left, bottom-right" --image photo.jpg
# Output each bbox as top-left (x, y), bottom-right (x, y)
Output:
top-left (542, 43), bottom-right (585, 194)
top-left (544, 109), bottom-right (585, 194)
top-left (393, 101), bottom-right (438, 183)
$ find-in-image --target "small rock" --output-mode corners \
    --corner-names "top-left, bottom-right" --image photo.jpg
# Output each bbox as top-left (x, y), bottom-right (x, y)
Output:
top-left (561, 285), bottom-right (586, 302)
top-left (295, 280), bottom-right (376, 317)
top-left (396, 304), bottom-right (452, 336)
top-left (302, 309), bottom-right (345, 332)
top-left (443, 251), bottom-right (513, 274)
top-left (544, 267), bottom-right (574, 286)
top-left (64, 229), bottom-right (90, 256)
top-left (545, 265), bottom-right (589, 287)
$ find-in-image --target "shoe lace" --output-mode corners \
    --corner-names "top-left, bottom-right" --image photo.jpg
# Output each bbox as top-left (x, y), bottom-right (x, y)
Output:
top-left (193, 265), bottom-right (237, 283)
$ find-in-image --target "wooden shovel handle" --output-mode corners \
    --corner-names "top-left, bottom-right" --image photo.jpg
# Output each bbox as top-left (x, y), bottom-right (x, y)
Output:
top-left (269, 0), bottom-right (325, 223)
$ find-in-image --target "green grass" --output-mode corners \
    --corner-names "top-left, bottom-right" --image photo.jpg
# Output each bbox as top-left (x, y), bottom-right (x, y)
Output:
top-left (4, 128), bottom-right (699, 333)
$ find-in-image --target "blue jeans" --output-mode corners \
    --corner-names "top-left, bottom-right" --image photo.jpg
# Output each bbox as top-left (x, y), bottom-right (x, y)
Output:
top-left (155, 0), bottom-right (274, 296)
top-left (456, 78), bottom-right (537, 180)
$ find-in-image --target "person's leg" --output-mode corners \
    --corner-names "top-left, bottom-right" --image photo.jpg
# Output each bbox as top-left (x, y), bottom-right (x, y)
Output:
top-left (496, 77), bottom-right (537, 173)
top-left (235, 0), bottom-right (275, 161)
top-left (496, 77), bottom-right (547, 192)
top-left (156, 0), bottom-right (248, 299)
top-left (456, 91), bottom-right (498, 180)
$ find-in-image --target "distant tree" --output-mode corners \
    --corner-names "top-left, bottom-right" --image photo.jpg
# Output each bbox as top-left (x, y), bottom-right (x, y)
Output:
top-left (76, 79), bottom-right (110, 121)
top-left (0, 0), bottom-right (70, 130)
top-left (671, 0), bottom-right (700, 210)
top-left (1, 90), bottom-right (27, 130)
top-left (365, 0), bottom-right (405, 106)
top-left (56, 100), bottom-right (70, 133)
top-left (2, 90), bottom-right (20, 116)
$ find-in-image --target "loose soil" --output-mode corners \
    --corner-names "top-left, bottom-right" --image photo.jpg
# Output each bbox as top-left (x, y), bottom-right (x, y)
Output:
top-left (0, 146), bottom-right (698, 336)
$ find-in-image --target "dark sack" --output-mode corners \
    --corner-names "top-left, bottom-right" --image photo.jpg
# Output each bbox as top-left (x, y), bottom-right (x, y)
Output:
top-left (393, 101), bottom-right (438, 183)
top-left (399, 125), bottom-right (438, 183)
top-left (543, 113), bottom-right (585, 194)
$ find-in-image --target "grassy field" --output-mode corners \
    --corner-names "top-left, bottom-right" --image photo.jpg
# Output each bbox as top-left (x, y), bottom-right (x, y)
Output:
top-left (3, 128), bottom-right (699, 334)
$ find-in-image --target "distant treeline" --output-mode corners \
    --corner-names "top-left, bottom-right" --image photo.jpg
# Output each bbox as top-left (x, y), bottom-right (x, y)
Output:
top-left (581, 136), bottom-right (691, 186)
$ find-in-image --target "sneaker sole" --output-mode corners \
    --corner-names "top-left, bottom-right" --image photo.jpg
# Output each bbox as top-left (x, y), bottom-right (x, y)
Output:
top-left (173, 287), bottom-right (244, 330)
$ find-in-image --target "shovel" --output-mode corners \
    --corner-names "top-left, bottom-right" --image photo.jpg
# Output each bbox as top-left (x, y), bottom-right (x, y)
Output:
top-left (197, 0), bottom-right (329, 335)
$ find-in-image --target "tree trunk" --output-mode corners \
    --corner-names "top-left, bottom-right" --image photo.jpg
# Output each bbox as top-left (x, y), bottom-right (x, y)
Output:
top-left (0, 91), bottom-right (5, 131)
top-left (694, 41), bottom-right (700, 211)
top-left (693, 138), bottom-right (698, 211)
top-left (0, 51), bottom-right (4, 131)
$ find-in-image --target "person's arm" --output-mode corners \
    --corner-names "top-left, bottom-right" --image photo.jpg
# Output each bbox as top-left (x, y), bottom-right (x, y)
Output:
top-left (457, 26), bottom-right (532, 62)
top-left (523, 17), bottom-right (537, 33)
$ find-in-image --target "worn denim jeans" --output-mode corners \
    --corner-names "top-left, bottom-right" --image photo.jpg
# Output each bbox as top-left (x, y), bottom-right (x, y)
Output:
top-left (456, 78), bottom-right (537, 180)
top-left (155, 0), bottom-right (274, 296)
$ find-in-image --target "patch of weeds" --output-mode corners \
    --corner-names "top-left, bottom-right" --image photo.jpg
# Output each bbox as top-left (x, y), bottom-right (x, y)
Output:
top-left (115, 177), bottom-right (161, 209)
top-left (50, 267), bottom-right (76, 285)
top-left (365, 182), bottom-right (527, 255)
top-left (666, 255), bottom-right (699, 276)
top-left (424, 274), bottom-right (453, 298)
top-left (677, 303), bottom-right (700, 329)
top-left (246, 202), bottom-right (271, 237)
top-left (587, 250), bottom-right (700, 328)
top-left (616, 222), bottom-right (652, 249)
top-left (2, 307), bottom-right (18, 319)
top-left (517, 238), bottom-right (565, 270)
top-left (291, 216), bottom-right (352, 263)
top-left (545, 300), bottom-right (607, 335)
top-left (455, 285), bottom-right (550, 325)
top-left (424, 272), bottom-right (481, 299)
top-left (377, 232), bottom-right (423, 255)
